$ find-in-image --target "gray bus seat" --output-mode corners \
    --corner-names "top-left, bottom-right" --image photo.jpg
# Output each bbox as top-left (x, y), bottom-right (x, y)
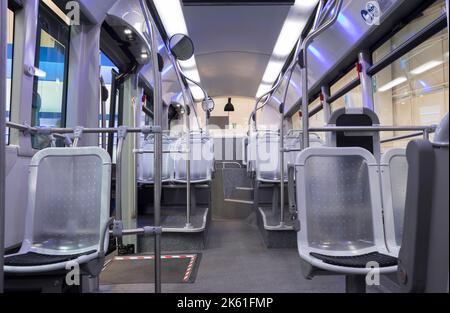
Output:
top-left (255, 132), bottom-right (286, 182)
top-left (285, 133), bottom-right (323, 168)
top-left (328, 107), bottom-right (381, 160)
top-left (4, 147), bottom-right (111, 276)
top-left (137, 134), bottom-right (176, 184)
top-left (295, 147), bottom-right (397, 277)
top-left (380, 148), bottom-right (408, 255)
top-left (397, 114), bottom-right (449, 293)
top-left (173, 133), bottom-right (214, 183)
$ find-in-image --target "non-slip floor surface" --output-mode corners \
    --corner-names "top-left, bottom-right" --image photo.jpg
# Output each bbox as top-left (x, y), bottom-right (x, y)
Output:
top-left (100, 254), bottom-right (201, 284)
top-left (100, 219), bottom-right (350, 293)
top-left (138, 206), bottom-right (208, 229)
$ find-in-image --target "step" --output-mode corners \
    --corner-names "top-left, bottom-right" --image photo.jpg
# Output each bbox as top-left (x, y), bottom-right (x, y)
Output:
top-left (256, 206), bottom-right (297, 249)
top-left (137, 207), bottom-right (211, 252)
top-left (224, 198), bottom-right (254, 205)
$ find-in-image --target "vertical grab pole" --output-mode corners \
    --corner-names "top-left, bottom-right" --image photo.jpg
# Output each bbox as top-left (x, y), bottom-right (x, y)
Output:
top-left (184, 104), bottom-right (192, 228)
top-left (170, 68), bottom-right (194, 230)
top-left (300, 63), bottom-right (309, 149)
top-left (139, 0), bottom-right (163, 293)
top-left (321, 85), bottom-right (331, 122)
top-left (321, 85), bottom-right (332, 144)
top-left (0, 0), bottom-right (7, 293)
top-left (279, 116), bottom-right (285, 227)
top-left (299, 0), bottom-right (343, 149)
top-left (100, 77), bottom-right (107, 149)
top-left (358, 51), bottom-right (375, 111)
top-left (279, 64), bottom-right (296, 228)
top-left (115, 127), bottom-right (127, 248)
top-left (276, 0), bottom-right (326, 227)
top-left (446, 0), bottom-right (449, 45)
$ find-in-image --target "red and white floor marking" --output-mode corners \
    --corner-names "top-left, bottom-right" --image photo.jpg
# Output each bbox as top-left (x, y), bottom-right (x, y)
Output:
top-left (104, 254), bottom-right (197, 282)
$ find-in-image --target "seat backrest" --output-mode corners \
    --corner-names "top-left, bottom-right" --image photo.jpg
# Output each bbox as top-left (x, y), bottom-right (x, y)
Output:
top-left (137, 135), bottom-right (175, 183)
top-left (174, 133), bottom-right (214, 182)
top-left (247, 132), bottom-right (258, 173)
top-left (255, 132), bottom-right (282, 182)
top-left (284, 135), bottom-right (302, 167)
top-left (295, 147), bottom-right (385, 254)
top-left (285, 133), bottom-right (324, 166)
top-left (23, 147), bottom-right (111, 255)
top-left (381, 148), bottom-right (408, 254)
top-left (328, 107), bottom-right (381, 160)
top-left (398, 115), bottom-right (449, 292)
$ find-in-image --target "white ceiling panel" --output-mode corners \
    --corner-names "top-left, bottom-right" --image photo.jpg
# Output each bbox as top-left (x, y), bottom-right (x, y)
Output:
top-left (183, 5), bottom-right (291, 98)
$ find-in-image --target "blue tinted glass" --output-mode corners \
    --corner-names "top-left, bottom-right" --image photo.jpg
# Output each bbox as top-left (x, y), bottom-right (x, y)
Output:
top-left (6, 9), bottom-right (14, 144)
top-left (99, 51), bottom-right (119, 160)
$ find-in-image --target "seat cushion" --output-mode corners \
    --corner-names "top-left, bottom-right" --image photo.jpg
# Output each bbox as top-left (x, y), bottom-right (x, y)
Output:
top-left (5, 251), bottom-right (97, 267)
top-left (310, 252), bottom-right (398, 268)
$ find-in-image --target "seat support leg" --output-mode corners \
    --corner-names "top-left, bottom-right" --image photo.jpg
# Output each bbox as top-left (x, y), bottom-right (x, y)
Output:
top-left (272, 186), bottom-right (279, 215)
top-left (345, 275), bottom-right (366, 293)
top-left (253, 179), bottom-right (260, 211)
top-left (190, 185), bottom-right (197, 212)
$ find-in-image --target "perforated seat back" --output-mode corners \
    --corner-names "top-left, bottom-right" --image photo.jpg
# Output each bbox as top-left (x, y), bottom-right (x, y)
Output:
top-left (255, 133), bottom-right (283, 181)
top-left (296, 148), bottom-right (385, 254)
top-left (285, 136), bottom-right (301, 167)
top-left (381, 149), bottom-right (408, 252)
top-left (174, 134), bottom-right (214, 182)
top-left (328, 108), bottom-right (381, 160)
top-left (24, 148), bottom-right (111, 255)
top-left (138, 135), bottom-right (175, 182)
top-left (247, 133), bottom-right (258, 172)
top-left (285, 133), bottom-right (323, 167)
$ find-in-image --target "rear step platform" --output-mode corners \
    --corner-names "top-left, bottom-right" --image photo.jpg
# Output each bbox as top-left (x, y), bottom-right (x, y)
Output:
top-left (257, 206), bottom-right (297, 249)
top-left (138, 206), bottom-right (211, 252)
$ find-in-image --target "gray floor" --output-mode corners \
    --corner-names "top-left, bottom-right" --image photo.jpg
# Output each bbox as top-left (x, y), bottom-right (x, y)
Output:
top-left (100, 218), bottom-right (348, 293)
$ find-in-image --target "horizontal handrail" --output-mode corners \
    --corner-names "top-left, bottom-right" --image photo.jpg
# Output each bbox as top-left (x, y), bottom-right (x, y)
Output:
top-left (367, 14), bottom-right (447, 77)
top-left (328, 78), bottom-right (361, 104)
top-left (309, 125), bottom-right (436, 132)
top-left (6, 121), bottom-right (161, 135)
top-left (134, 149), bottom-right (188, 154)
top-left (381, 131), bottom-right (435, 144)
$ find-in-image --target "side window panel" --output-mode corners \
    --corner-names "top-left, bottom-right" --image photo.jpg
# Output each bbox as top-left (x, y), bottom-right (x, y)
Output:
top-left (6, 8), bottom-right (14, 144)
top-left (31, 3), bottom-right (70, 149)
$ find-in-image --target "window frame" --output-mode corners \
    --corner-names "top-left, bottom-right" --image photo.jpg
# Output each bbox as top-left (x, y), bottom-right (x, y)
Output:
top-left (308, 1), bottom-right (447, 120)
top-left (5, 7), bottom-right (16, 145)
top-left (31, 1), bottom-right (71, 148)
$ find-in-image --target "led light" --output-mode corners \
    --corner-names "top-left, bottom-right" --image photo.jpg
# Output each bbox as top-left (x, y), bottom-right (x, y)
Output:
top-left (141, 52), bottom-right (148, 59)
top-left (124, 28), bottom-right (133, 35)
top-left (378, 77), bottom-right (407, 92)
top-left (410, 60), bottom-right (443, 75)
top-left (256, 0), bottom-right (318, 97)
top-left (256, 1), bottom-right (318, 97)
top-left (153, 0), bottom-right (204, 101)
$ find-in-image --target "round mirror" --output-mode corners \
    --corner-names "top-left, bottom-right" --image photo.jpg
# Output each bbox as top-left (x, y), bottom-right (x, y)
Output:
top-left (169, 34), bottom-right (194, 61)
top-left (202, 98), bottom-right (215, 112)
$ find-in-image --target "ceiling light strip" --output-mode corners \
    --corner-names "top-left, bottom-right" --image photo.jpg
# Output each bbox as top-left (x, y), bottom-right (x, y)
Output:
top-left (256, 0), bottom-right (319, 98)
top-left (153, 0), bottom-right (204, 101)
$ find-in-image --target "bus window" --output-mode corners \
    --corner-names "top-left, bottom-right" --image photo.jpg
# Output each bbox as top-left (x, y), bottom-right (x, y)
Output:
top-left (330, 68), bottom-right (362, 113)
top-left (373, 1), bottom-right (449, 151)
top-left (6, 8), bottom-right (14, 144)
top-left (99, 51), bottom-right (119, 150)
top-left (31, 2), bottom-right (70, 149)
